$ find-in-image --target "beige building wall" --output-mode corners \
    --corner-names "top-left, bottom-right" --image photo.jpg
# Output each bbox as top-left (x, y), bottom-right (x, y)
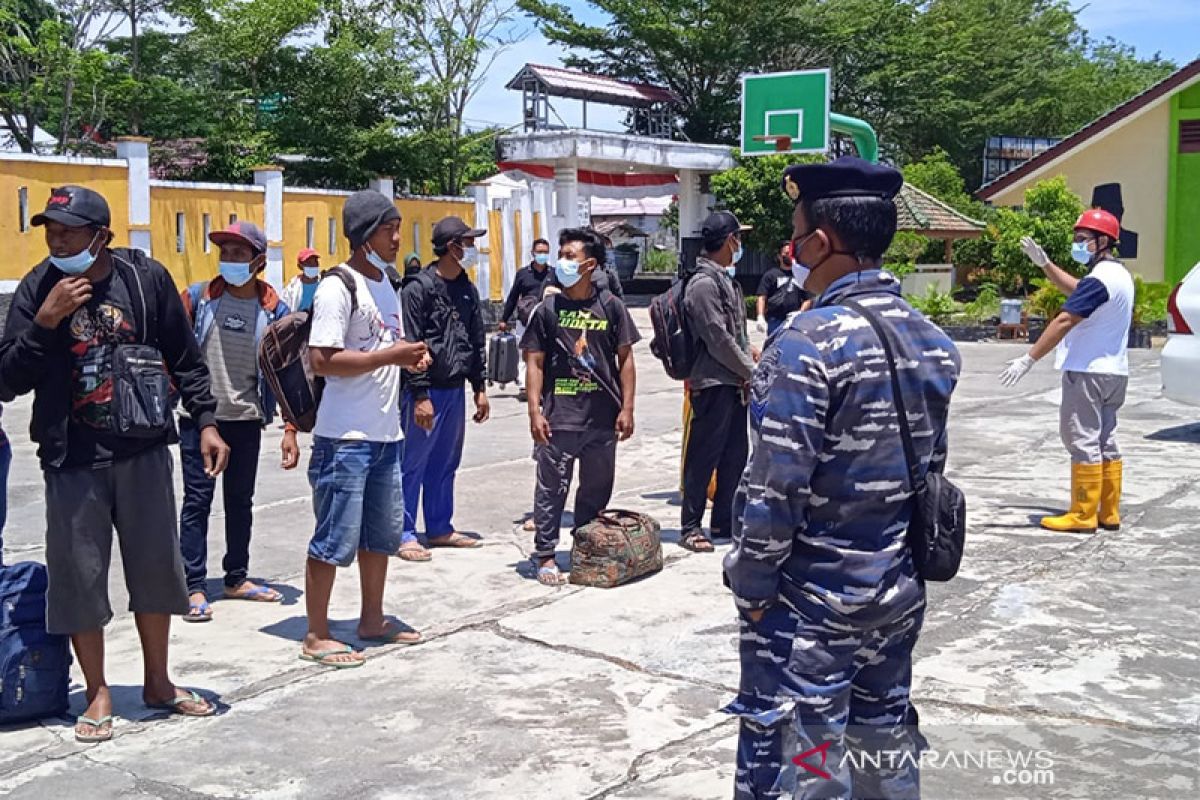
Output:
top-left (988, 101), bottom-right (1170, 282)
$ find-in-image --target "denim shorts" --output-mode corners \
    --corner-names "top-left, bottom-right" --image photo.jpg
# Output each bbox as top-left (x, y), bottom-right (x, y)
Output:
top-left (308, 436), bottom-right (404, 567)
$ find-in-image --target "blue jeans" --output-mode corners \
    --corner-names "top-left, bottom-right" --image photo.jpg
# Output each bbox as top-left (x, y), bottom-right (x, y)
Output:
top-left (0, 426), bottom-right (10, 562)
top-left (400, 387), bottom-right (466, 542)
top-left (178, 417), bottom-right (262, 593)
top-left (307, 437), bottom-right (405, 567)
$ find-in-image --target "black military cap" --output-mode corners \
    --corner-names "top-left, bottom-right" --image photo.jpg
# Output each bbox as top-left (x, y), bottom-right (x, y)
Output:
top-left (31, 185), bottom-right (111, 228)
top-left (781, 156), bottom-right (903, 205)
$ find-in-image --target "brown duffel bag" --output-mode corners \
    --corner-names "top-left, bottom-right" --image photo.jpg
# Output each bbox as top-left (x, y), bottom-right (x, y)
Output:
top-left (569, 510), bottom-right (663, 588)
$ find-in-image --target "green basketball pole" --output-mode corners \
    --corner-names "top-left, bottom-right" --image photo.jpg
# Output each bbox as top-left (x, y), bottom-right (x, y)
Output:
top-left (830, 113), bottom-right (879, 164)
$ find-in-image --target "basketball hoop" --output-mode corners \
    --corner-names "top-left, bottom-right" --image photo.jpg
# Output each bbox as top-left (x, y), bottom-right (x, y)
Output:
top-left (752, 134), bottom-right (793, 152)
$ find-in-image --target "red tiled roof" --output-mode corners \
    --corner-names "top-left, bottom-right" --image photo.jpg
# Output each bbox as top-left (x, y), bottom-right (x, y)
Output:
top-left (978, 59), bottom-right (1200, 201)
top-left (897, 183), bottom-right (985, 237)
top-left (506, 64), bottom-right (678, 108)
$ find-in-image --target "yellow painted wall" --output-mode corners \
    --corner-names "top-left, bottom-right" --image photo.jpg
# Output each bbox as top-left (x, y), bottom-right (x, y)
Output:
top-left (395, 197), bottom-right (475, 265)
top-left (0, 158), bottom-right (129, 281)
top-left (149, 185), bottom-right (264, 289)
top-left (282, 192), bottom-right (352, 275)
top-left (988, 101), bottom-right (1171, 282)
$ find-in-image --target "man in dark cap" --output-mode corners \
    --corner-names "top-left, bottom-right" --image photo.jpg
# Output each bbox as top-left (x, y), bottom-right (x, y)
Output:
top-left (678, 210), bottom-right (757, 554)
top-left (722, 157), bottom-right (961, 798)
top-left (397, 215), bottom-right (490, 561)
top-left (176, 221), bottom-right (291, 622)
top-left (300, 189), bottom-right (431, 668)
top-left (0, 185), bottom-right (230, 740)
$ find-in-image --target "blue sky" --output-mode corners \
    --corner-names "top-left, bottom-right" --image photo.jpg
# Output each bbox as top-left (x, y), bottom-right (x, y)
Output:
top-left (466, 0), bottom-right (1200, 132)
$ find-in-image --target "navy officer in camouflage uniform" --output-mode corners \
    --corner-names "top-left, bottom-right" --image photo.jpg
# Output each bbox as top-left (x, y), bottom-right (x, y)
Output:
top-left (722, 157), bottom-right (961, 799)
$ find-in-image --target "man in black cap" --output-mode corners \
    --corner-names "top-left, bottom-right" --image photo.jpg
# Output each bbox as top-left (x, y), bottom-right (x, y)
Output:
top-left (678, 210), bottom-right (757, 554)
top-left (0, 185), bottom-right (230, 740)
top-left (397, 215), bottom-right (490, 561)
top-left (301, 189), bottom-right (431, 668)
top-left (722, 157), bottom-right (962, 798)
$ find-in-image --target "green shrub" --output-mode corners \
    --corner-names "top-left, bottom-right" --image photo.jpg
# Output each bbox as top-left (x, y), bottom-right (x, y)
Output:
top-left (961, 284), bottom-right (1001, 324)
top-left (906, 285), bottom-right (960, 325)
top-left (746, 295), bottom-right (759, 321)
top-left (1133, 277), bottom-right (1171, 327)
top-left (1028, 278), bottom-right (1066, 320)
top-left (642, 248), bottom-right (677, 274)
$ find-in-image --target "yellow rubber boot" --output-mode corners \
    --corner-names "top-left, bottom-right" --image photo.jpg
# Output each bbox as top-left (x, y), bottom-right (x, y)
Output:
top-left (1040, 463), bottom-right (1103, 533)
top-left (1099, 460), bottom-right (1123, 531)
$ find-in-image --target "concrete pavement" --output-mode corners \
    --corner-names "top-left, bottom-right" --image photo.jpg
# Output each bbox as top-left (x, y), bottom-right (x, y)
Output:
top-left (2, 312), bottom-right (1199, 799)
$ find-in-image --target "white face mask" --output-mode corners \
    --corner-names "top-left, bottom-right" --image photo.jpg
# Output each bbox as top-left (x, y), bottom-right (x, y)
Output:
top-left (460, 245), bottom-right (479, 268)
top-left (792, 263), bottom-right (811, 290)
top-left (365, 243), bottom-right (394, 270)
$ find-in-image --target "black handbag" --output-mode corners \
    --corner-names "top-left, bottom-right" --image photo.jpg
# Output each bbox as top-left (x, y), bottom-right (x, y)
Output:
top-left (844, 300), bottom-right (965, 582)
top-left (109, 256), bottom-right (174, 439)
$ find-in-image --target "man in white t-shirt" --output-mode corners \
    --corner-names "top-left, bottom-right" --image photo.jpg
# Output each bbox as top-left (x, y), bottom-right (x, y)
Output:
top-left (301, 190), bottom-right (431, 668)
top-left (1000, 209), bottom-right (1133, 534)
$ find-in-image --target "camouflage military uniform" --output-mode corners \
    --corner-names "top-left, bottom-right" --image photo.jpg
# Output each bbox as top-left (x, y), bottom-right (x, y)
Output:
top-left (722, 269), bottom-right (961, 799)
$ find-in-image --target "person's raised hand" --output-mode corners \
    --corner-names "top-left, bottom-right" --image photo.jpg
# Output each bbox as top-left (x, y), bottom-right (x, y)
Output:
top-left (1020, 236), bottom-right (1049, 269)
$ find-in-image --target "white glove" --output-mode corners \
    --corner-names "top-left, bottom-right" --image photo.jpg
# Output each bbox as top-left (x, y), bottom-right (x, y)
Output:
top-left (755, 319), bottom-right (767, 334)
top-left (999, 354), bottom-right (1036, 387)
top-left (1020, 236), bottom-right (1049, 268)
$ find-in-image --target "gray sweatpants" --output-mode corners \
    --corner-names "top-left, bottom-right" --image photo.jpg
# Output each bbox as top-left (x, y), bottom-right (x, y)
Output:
top-left (532, 428), bottom-right (617, 560)
top-left (1060, 371), bottom-right (1128, 464)
top-left (44, 445), bottom-right (189, 634)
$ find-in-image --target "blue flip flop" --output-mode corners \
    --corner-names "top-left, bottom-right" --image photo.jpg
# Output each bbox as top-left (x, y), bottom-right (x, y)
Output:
top-left (183, 600), bottom-right (212, 623)
top-left (224, 584), bottom-right (282, 603)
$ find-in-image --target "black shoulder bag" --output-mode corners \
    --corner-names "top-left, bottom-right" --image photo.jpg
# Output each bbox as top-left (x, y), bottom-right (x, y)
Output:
top-left (844, 300), bottom-right (965, 582)
top-left (109, 252), bottom-right (174, 439)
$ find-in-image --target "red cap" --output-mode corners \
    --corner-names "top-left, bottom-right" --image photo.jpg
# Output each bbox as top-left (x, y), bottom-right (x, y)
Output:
top-left (1074, 209), bottom-right (1120, 242)
top-left (297, 247), bottom-right (320, 264)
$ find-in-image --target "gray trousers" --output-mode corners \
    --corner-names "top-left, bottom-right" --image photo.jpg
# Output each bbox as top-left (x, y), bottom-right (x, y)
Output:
top-left (532, 428), bottom-right (617, 559)
top-left (44, 445), bottom-right (189, 634)
top-left (1060, 371), bottom-right (1128, 464)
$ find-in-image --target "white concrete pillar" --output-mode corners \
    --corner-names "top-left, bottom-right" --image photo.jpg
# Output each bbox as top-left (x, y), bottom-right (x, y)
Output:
top-left (470, 182), bottom-right (492, 301)
top-left (253, 165), bottom-right (285, 289)
top-left (554, 161), bottom-right (580, 231)
top-left (531, 180), bottom-right (552, 241)
top-left (498, 197), bottom-right (518, 293)
top-left (369, 176), bottom-right (395, 199)
top-left (116, 137), bottom-right (152, 255)
top-left (677, 168), bottom-right (703, 248)
top-left (516, 186), bottom-right (534, 289)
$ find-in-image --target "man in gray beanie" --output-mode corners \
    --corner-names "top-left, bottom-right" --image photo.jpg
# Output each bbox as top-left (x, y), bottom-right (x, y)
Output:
top-left (299, 189), bottom-right (431, 668)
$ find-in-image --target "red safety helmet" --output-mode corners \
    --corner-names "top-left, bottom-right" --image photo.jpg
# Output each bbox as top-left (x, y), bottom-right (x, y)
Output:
top-left (1074, 209), bottom-right (1121, 243)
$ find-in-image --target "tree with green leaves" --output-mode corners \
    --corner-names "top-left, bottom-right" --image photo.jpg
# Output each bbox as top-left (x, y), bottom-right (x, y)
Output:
top-left (988, 176), bottom-right (1084, 293)
top-left (708, 152), bottom-right (824, 253)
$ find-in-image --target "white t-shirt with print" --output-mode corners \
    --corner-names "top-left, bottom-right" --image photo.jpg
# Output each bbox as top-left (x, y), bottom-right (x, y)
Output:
top-left (309, 266), bottom-right (403, 442)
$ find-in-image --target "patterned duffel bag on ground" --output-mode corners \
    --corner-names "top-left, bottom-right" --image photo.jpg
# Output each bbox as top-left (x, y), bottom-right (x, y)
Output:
top-left (569, 510), bottom-right (663, 588)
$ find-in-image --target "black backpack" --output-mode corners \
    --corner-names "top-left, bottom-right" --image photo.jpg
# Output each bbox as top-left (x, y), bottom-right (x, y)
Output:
top-left (258, 267), bottom-right (358, 433)
top-left (648, 275), bottom-right (696, 381)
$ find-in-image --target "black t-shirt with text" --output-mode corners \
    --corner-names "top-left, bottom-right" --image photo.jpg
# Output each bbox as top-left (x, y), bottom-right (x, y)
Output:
top-left (756, 266), bottom-right (808, 321)
top-left (520, 290), bottom-right (640, 432)
top-left (63, 270), bottom-right (154, 468)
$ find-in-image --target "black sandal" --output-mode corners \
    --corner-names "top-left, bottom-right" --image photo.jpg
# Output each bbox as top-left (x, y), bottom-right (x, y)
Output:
top-left (680, 530), bottom-right (714, 553)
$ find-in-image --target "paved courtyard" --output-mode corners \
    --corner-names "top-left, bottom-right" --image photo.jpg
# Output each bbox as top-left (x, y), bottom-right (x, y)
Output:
top-left (2, 312), bottom-right (1198, 799)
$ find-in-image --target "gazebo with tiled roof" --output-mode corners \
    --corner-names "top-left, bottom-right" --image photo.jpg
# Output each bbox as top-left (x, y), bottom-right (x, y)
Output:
top-left (896, 183), bottom-right (987, 263)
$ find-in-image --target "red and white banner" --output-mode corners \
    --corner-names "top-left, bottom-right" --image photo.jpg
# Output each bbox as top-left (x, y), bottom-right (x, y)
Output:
top-left (497, 161), bottom-right (679, 199)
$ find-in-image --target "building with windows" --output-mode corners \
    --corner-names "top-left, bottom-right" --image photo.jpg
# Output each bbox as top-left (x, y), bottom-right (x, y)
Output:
top-left (978, 59), bottom-right (1200, 285)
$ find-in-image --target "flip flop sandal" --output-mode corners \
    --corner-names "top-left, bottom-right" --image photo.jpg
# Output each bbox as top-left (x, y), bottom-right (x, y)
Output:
top-left (147, 690), bottom-right (215, 717)
top-left (537, 565), bottom-right (564, 586)
top-left (397, 543), bottom-right (432, 562)
top-left (183, 600), bottom-right (212, 623)
top-left (74, 714), bottom-right (114, 743)
top-left (299, 645), bottom-right (365, 669)
top-left (224, 585), bottom-right (282, 602)
top-left (359, 628), bottom-right (423, 646)
top-left (427, 532), bottom-right (483, 548)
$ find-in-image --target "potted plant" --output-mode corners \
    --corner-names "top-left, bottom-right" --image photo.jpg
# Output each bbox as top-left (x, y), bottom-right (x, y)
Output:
top-left (1130, 277), bottom-right (1169, 349)
top-left (613, 242), bottom-right (640, 280)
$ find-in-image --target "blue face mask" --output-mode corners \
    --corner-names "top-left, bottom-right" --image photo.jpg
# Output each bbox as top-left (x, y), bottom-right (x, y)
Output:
top-left (1071, 241), bottom-right (1093, 266)
top-left (732, 245), bottom-right (744, 264)
top-left (219, 260), bottom-right (254, 287)
top-left (302, 266), bottom-right (320, 279)
top-left (725, 265), bottom-right (737, 278)
top-left (534, 253), bottom-right (550, 266)
top-left (365, 244), bottom-right (394, 271)
top-left (555, 258), bottom-right (582, 288)
top-left (49, 231), bottom-right (101, 275)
